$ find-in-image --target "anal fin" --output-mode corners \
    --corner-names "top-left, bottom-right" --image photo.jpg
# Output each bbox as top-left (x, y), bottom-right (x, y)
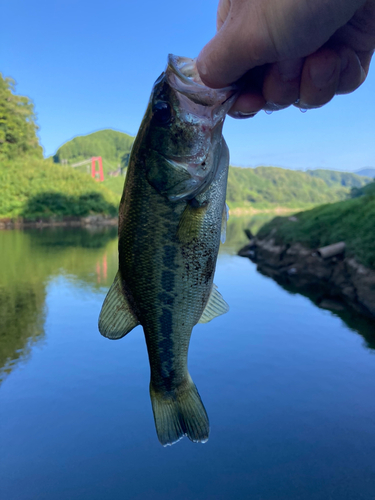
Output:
top-left (198, 283), bottom-right (229, 324)
top-left (98, 271), bottom-right (139, 339)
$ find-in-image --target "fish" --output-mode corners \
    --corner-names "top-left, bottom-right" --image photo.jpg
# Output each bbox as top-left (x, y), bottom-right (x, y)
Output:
top-left (98, 55), bottom-right (236, 446)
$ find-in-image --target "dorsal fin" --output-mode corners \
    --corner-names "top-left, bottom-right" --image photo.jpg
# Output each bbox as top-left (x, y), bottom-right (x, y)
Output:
top-left (98, 271), bottom-right (139, 339)
top-left (198, 284), bottom-right (229, 324)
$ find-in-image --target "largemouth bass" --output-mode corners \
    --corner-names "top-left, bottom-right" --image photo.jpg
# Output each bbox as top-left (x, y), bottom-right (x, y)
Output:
top-left (99, 55), bottom-right (236, 446)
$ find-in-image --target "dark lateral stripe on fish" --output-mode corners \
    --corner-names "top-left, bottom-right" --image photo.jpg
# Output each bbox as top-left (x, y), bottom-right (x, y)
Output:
top-left (162, 245), bottom-right (178, 269)
top-left (158, 307), bottom-right (175, 391)
top-left (161, 270), bottom-right (175, 292)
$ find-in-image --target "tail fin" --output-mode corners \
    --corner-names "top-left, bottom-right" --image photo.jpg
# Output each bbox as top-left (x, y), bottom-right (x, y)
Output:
top-left (150, 376), bottom-right (209, 446)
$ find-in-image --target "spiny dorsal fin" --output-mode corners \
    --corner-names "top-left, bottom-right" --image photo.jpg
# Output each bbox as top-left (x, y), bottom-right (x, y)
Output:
top-left (221, 203), bottom-right (229, 244)
top-left (98, 271), bottom-right (139, 339)
top-left (198, 284), bottom-right (229, 324)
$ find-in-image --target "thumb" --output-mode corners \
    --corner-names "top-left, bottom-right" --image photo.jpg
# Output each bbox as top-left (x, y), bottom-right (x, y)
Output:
top-left (197, 2), bottom-right (273, 88)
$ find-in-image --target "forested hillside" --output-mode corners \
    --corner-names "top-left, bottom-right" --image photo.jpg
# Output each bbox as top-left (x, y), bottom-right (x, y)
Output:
top-left (0, 74), bottom-right (118, 220)
top-left (3, 71), bottom-right (371, 219)
top-left (53, 129), bottom-right (134, 174)
top-left (306, 169), bottom-right (370, 187)
top-left (226, 166), bottom-right (370, 209)
top-left (52, 130), bottom-right (371, 209)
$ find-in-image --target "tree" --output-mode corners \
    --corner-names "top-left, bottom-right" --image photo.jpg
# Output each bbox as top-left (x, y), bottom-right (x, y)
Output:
top-left (0, 74), bottom-right (43, 161)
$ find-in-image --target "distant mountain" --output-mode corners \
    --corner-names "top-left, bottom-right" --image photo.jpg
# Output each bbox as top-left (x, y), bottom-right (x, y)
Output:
top-left (306, 169), bottom-right (372, 188)
top-left (53, 131), bottom-right (371, 210)
top-left (226, 166), bottom-right (369, 209)
top-left (355, 168), bottom-right (375, 178)
top-left (53, 129), bottom-right (134, 174)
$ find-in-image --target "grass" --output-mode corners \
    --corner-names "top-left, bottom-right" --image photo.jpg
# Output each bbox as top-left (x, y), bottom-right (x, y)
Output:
top-left (0, 157), bottom-right (119, 219)
top-left (257, 184), bottom-right (375, 269)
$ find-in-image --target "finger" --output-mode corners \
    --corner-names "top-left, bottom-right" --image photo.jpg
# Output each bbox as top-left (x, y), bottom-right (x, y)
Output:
top-left (297, 48), bottom-right (341, 109)
top-left (216, 0), bottom-right (231, 31)
top-left (336, 46), bottom-right (366, 94)
top-left (228, 91), bottom-right (266, 118)
top-left (262, 58), bottom-right (304, 109)
top-left (197, 3), bottom-right (272, 88)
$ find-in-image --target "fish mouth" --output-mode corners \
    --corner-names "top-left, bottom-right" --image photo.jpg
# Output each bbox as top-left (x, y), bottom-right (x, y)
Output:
top-left (166, 55), bottom-right (237, 116)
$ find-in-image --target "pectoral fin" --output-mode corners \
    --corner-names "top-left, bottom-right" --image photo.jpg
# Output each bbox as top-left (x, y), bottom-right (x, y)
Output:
top-left (198, 284), bottom-right (229, 324)
top-left (98, 271), bottom-right (139, 339)
top-left (177, 200), bottom-right (208, 243)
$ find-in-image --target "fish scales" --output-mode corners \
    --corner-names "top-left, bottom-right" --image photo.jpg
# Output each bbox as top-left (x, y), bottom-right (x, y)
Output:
top-left (99, 55), bottom-right (236, 446)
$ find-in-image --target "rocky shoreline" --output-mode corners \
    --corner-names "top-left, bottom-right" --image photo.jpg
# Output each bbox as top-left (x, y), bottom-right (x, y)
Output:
top-left (239, 234), bottom-right (375, 322)
top-left (0, 215), bottom-right (118, 230)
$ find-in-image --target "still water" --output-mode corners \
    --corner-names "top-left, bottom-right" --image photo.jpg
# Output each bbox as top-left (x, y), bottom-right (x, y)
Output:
top-left (1, 218), bottom-right (375, 500)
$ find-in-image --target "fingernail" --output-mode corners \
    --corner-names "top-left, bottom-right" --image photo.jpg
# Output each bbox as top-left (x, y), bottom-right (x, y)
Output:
top-left (229, 111), bottom-right (257, 119)
top-left (264, 101), bottom-right (288, 111)
top-left (293, 101), bottom-right (318, 110)
top-left (309, 60), bottom-right (337, 88)
top-left (197, 58), bottom-right (207, 78)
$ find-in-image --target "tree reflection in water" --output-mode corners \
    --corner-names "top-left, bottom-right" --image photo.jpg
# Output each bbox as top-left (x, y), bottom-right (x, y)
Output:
top-left (0, 227), bottom-right (118, 382)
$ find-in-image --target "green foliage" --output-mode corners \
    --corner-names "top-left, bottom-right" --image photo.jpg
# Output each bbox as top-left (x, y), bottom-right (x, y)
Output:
top-left (54, 132), bottom-right (370, 211)
top-left (351, 180), bottom-right (375, 198)
top-left (0, 73), bottom-right (43, 161)
top-left (0, 157), bottom-right (118, 218)
top-left (257, 188), bottom-right (375, 269)
top-left (226, 166), bottom-right (362, 209)
top-left (53, 129), bottom-right (134, 172)
top-left (306, 169), bottom-right (371, 188)
top-left (102, 175), bottom-right (126, 196)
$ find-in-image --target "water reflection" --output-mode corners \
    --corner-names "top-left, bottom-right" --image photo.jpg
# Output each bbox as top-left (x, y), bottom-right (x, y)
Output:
top-left (256, 267), bottom-right (375, 351)
top-left (1, 214), bottom-right (373, 384)
top-left (2, 222), bottom-right (375, 499)
top-left (221, 214), bottom-right (275, 252)
top-left (0, 217), bottom-right (270, 382)
top-left (0, 284), bottom-right (45, 382)
top-left (0, 227), bottom-right (118, 382)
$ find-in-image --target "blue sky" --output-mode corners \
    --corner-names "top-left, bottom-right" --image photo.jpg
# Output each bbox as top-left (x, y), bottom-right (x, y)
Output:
top-left (2, 0), bottom-right (374, 171)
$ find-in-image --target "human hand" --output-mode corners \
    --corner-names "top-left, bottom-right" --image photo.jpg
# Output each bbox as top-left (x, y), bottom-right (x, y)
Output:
top-left (196, 0), bottom-right (375, 117)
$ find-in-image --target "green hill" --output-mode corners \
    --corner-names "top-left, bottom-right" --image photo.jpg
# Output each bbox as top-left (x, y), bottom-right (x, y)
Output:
top-left (0, 157), bottom-right (118, 219)
top-left (1, 75), bottom-right (119, 220)
top-left (53, 129), bottom-right (134, 174)
top-left (306, 169), bottom-right (371, 187)
top-left (52, 128), bottom-right (371, 210)
top-left (53, 128), bottom-right (134, 196)
top-left (226, 166), bottom-right (370, 210)
top-left (257, 180), bottom-right (375, 269)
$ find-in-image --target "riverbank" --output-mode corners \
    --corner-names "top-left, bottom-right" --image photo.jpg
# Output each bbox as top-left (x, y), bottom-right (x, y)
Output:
top-left (0, 215), bottom-right (118, 230)
top-left (228, 206), bottom-right (305, 216)
top-left (239, 236), bottom-right (375, 321)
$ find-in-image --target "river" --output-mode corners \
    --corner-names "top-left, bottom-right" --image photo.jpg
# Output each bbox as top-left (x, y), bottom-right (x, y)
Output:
top-left (1, 219), bottom-right (375, 500)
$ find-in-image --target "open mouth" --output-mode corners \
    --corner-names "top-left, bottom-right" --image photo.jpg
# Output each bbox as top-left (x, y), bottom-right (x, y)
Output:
top-left (166, 55), bottom-right (237, 111)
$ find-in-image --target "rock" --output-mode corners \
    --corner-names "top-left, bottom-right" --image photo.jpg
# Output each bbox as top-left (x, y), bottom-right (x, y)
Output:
top-left (238, 236), bottom-right (375, 321)
top-left (317, 242), bottom-right (346, 259)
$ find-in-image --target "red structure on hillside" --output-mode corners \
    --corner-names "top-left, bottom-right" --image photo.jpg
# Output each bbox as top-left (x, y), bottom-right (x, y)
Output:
top-left (91, 157), bottom-right (104, 182)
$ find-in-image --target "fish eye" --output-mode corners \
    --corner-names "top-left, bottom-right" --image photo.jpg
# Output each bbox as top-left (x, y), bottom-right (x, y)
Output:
top-left (152, 102), bottom-right (172, 125)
